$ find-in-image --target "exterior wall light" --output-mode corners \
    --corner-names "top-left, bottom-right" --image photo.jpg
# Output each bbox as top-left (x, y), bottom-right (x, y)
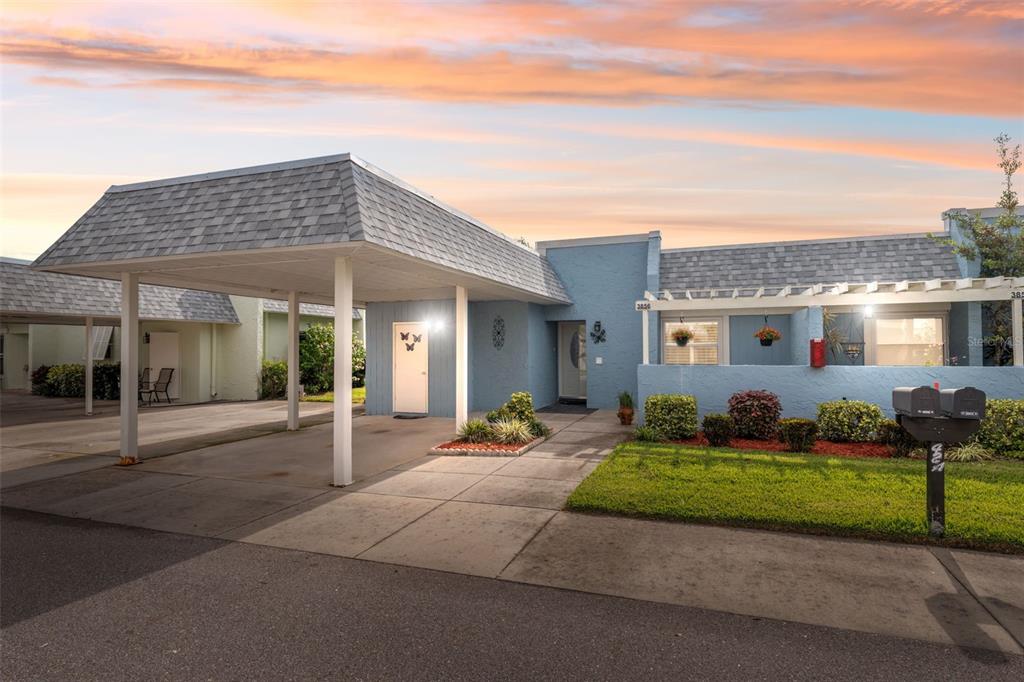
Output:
top-left (863, 305), bottom-right (875, 318)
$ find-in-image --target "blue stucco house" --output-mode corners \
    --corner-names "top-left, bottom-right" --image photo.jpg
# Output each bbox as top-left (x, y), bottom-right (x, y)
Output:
top-left (31, 153), bottom-right (1024, 483)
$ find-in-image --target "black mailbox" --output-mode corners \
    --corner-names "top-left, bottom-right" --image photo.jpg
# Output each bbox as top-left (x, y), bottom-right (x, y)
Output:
top-left (893, 386), bottom-right (940, 418)
top-left (891, 385), bottom-right (986, 538)
top-left (940, 387), bottom-right (986, 420)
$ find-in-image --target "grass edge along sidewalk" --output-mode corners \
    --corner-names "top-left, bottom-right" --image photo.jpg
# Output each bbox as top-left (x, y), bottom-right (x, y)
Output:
top-left (566, 442), bottom-right (1024, 553)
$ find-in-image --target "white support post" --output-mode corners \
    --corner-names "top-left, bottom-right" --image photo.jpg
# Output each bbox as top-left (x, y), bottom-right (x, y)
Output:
top-left (287, 291), bottom-right (300, 431)
top-left (119, 273), bottom-right (139, 464)
top-left (641, 309), bottom-right (649, 365)
top-left (1013, 297), bottom-right (1023, 368)
top-left (455, 285), bottom-right (469, 429)
top-left (84, 316), bottom-right (94, 415)
top-left (333, 257), bottom-right (354, 486)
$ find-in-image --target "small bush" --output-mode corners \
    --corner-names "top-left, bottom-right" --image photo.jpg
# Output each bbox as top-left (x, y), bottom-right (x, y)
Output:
top-left (702, 413), bottom-right (735, 447)
top-left (644, 394), bottom-right (698, 440)
top-left (46, 364), bottom-right (85, 398)
top-left (633, 425), bottom-right (662, 442)
top-left (486, 391), bottom-right (535, 424)
top-left (457, 419), bottom-right (494, 444)
top-left (299, 323), bottom-right (334, 394)
top-left (779, 418), bottom-right (818, 453)
top-left (528, 419), bottom-right (551, 439)
top-left (976, 399), bottom-right (1024, 456)
top-left (727, 390), bottom-right (781, 440)
top-left (876, 419), bottom-right (921, 458)
top-left (92, 362), bottom-right (121, 400)
top-left (30, 365), bottom-right (53, 396)
top-left (817, 400), bottom-right (886, 442)
top-left (491, 417), bottom-right (534, 445)
top-left (946, 441), bottom-right (993, 463)
top-left (259, 360), bottom-right (288, 400)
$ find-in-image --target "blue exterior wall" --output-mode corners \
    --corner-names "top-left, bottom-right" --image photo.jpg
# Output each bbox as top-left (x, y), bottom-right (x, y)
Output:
top-left (364, 300), bottom-right (455, 417)
top-left (470, 300), bottom-right (528, 411)
top-left (527, 303), bottom-right (559, 408)
top-left (730, 315), bottom-right (792, 364)
top-left (637, 364), bottom-right (1024, 422)
top-left (544, 238), bottom-right (652, 408)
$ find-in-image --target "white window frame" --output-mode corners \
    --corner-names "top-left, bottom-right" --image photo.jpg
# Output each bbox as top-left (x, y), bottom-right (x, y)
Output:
top-left (660, 316), bottom-right (729, 366)
top-left (864, 311), bottom-right (949, 367)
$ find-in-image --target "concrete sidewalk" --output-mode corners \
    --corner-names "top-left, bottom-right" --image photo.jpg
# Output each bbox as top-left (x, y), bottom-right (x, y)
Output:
top-left (2, 408), bottom-right (1021, 655)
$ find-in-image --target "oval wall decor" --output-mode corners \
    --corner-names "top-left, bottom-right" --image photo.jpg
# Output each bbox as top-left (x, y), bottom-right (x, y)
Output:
top-left (492, 316), bottom-right (506, 349)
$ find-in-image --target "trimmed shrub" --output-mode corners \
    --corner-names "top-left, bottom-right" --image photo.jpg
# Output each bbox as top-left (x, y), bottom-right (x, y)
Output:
top-left (30, 365), bottom-right (53, 396)
top-left (491, 417), bottom-right (534, 445)
top-left (727, 390), bottom-right (781, 440)
top-left (528, 419), bottom-right (552, 439)
top-left (46, 364), bottom-right (85, 398)
top-left (876, 419), bottom-right (920, 458)
top-left (457, 419), bottom-right (494, 444)
top-left (779, 418), bottom-right (818, 453)
top-left (976, 399), bottom-right (1024, 456)
top-left (259, 360), bottom-right (288, 400)
top-left (486, 391), bottom-right (536, 423)
top-left (633, 425), bottom-right (662, 442)
top-left (299, 323), bottom-right (335, 394)
top-left (702, 413), bottom-right (735, 447)
top-left (644, 394), bottom-right (698, 440)
top-left (92, 362), bottom-right (121, 400)
top-left (817, 400), bottom-right (885, 442)
top-left (352, 335), bottom-right (366, 388)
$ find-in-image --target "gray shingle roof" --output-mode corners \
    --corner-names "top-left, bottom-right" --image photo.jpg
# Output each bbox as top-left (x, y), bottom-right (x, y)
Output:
top-left (660, 234), bottom-right (961, 292)
top-left (0, 259), bottom-right (239, 323)
top-left (261, 299), bottom-right (361, 319)
top-left (32, 154), bottom-right (571, 303)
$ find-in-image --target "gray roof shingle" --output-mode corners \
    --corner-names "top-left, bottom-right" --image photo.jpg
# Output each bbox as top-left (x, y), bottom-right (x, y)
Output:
top-left (32, 155), bottom-right (570, 303)
top-left (0, 259), bottom-right (239, 323)
top-left (260, 299), bottom-right (361, 319)
top-left (659, 234), bottom-right (961, 292)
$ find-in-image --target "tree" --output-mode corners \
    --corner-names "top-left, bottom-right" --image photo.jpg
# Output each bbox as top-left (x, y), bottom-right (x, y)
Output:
top-left (935, 134), bottom-right (1024, 365)
top-left (298, 323), bottom-right (366, 394)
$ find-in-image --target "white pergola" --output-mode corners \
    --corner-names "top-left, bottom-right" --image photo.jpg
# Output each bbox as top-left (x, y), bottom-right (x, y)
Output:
top-left (636, 275), bottom-right (1024, 366)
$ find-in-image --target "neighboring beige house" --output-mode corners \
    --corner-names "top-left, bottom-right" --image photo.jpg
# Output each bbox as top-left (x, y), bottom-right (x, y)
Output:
top-left (0, 259), bottom-right (362, 402)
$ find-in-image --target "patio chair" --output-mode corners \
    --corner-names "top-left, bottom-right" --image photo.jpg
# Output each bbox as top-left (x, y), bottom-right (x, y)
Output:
top-left (138, 367), bottom-right (152, 405)
top-left (149, 367), bottom-right (175, 404)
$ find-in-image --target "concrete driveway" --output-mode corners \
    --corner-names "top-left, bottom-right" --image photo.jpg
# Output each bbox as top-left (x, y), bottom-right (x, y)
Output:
top-left (0, 392), bottom-right (332, 489)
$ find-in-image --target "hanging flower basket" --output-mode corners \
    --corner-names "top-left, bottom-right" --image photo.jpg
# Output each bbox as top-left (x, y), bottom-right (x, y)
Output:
top-left (754, 325), bottom-right (782, 347)
top-left (672, 328), bottom-right (694, 347)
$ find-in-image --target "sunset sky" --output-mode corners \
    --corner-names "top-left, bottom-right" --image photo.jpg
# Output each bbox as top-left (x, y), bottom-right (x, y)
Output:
top-left (1, 0), bottom-right (1022, 260)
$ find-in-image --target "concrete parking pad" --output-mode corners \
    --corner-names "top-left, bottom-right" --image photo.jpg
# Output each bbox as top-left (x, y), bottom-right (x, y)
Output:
top-left (222, 491), bottom-right (443, 556)
top-left (455, 475), bottom-right (577, 510)
top-left (395, 455), bottom-right (514, 476)
top-left (523, 441), bottom-right (614, 460)
top-left (89, 477), bottom-right (326, 537)
top-left (494, 457), bottom-right (596, 481)
top-left (350, 470), bottom-right (485, 500)
top-left (501, 512), bottom-right (1023, 654)
top-left (1, 447), bottom-right (112, 489)
top-left (0, 468), bottom-right (193, 518)
top-left (361, 500), bottom-right (555, 577)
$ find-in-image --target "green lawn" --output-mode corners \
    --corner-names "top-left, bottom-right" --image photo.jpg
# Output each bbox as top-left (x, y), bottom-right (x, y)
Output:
top-left (301, 386), bottom-right (365, 404)
top-left (567, 442), bottom-right (1024, 552)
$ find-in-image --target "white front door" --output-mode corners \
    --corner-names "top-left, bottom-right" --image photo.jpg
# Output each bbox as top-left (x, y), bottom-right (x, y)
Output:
top-left (393, 321), bottom-right (428, 414)
top-left (558, 322), bottom-right (587, 399)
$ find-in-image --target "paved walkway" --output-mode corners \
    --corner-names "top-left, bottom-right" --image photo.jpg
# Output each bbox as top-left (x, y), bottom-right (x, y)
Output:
top-left (2, 408), bottom-right (1022, 656)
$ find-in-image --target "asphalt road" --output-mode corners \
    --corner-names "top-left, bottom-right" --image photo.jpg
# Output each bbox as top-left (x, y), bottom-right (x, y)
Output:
top-left (2, 508), bottom-right (1021, 681)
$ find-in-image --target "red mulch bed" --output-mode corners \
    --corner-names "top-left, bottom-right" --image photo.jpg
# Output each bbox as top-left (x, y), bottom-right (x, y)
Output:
top-left (669, 434), bottom-right (892, 458)
top-left (435, 440), bottom-right (523, 452)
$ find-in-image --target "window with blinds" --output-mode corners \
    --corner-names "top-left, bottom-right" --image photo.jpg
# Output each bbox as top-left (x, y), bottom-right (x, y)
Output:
top-left (663, 320), bottom-right (719, 365)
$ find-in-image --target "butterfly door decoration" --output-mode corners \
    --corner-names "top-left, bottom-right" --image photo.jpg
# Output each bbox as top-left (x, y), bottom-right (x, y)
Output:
top-left (400, 331), bottom-right (423, 351)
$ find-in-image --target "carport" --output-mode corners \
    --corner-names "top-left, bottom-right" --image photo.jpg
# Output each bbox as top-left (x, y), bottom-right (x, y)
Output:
top-left (32, 154), bottom-right (571, 485)
top-left (0, 258), bottom-right (239, 413)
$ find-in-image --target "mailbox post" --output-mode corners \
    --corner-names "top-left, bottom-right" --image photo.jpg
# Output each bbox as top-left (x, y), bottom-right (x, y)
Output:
top-left (892, 386), bottom-right (985, 538)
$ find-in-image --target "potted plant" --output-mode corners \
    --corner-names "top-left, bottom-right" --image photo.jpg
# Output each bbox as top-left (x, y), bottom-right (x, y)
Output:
top-left (672, 328), bottom-right (694, 347)
top-left (617, 391), bottom-right (634, 425)
top-left (754, 326), bottom-right (782, 347)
